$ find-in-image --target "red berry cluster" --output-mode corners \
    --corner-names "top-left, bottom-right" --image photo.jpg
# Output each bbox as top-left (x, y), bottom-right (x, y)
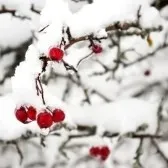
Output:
top-left (15, 107), bottom-right (65, 129)
top-left (91, 44), bottom-right (103, 54)
top-left (15, 106), bottom-right (36, 124)
top-left (48, 47), bottom-right (64, 61)
top-left (89, 146), bottom-right (110, 161)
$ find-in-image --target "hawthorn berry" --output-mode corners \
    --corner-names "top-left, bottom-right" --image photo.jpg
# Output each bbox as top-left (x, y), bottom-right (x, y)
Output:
top-left (100, 146), bottom-right (110, 161)
top-left (92, 44), bottom-right (102, 54)
top-left (52, 109), bottom-right (65, 123)
top-left (48, 47), bottom-right (64, 61)
top-left (144, 70), bottom-right (151, 76)
top-left (27, 106), bottom-right (37, 121)
top-left (15, 106), bottom-right (28, 123)
top-left (89, 146), bottom-right (101, 157)
top-left (37, 112), bottom-right (53, 129)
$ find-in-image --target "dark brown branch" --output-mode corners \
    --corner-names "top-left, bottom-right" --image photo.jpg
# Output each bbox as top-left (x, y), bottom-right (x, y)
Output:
top-left (0, 5), bottom-right (31, 20)
top-left (91, 89), bottom-right (112, 102)
top-left (35, 74), bottom-right (46, 105)
top-left (30, 4), bottom-right (40, 14)
top-left (65, 23), bottom-right (162, 49)
top-left (62, 60), bottom-right (78, 73)
top-left (0, 5), bottom-right (15, 15)
top-left (39, 25), bottom-right (49, 32)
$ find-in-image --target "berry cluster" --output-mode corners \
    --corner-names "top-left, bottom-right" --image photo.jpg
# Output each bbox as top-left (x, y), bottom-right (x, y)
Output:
top-left (15, 106), bottom-right (65, 129)
top-left (89, 146), bottom-right (110, 161)
top-left (15, 106), bottom-right (36, 124)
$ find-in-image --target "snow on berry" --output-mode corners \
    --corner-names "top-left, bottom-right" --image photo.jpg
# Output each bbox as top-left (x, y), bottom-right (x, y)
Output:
top-left (27, 106), bottom-right (37, 121)
top-left (15, 106), bottom-right (28, 124)
top-left (92, 44), bottom-right (103, 54)
top-left (52, 109), bottom-right (65, 123)
top-left (48, 47), bottom-right (64, 61)
top-left (37, 111), bottom-right (53, 129)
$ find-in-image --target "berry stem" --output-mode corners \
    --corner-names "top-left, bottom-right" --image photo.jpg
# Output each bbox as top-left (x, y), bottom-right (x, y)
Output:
top-left (35, 74), bottom-right (46, 105)
top-left (77, 52), bottom-right (93, 67)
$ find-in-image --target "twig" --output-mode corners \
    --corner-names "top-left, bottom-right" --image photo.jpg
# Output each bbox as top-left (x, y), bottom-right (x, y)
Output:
top-left (152, 139), bottom-right (168, 166)
top-left (30, 4), bottom-right (40, 14)
top-left (77, 52), bottom-right (93, 67)
top-left (35, 74), bottom-right (46, 105)
top-left (123, 43), bottom-right (168, 68)
top-left (64, 22), bottom-right (162, 50)
top-left (62, 60), bottom-right (78, 73)
top-left (13, 142), bottom-right (24, 165)
top-left (133, 138), bottom-right (144, 168)
top-left (39, 25), bottom-right (49, 33)
top-left (0, 5), bottom-right (31, 20)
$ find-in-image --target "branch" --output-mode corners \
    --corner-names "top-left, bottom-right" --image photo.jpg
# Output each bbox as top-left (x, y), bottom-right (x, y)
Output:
top-left (133, 138), bottom-right (144, 168)
top-left (64, 22), bottom-right (162, 49)
top-left (35, 74), bottom-right (46, 105)
top-left (30, 4), bottom-right (40, 14)
top-left (123, 43), bottom-right (168, 68)
top-left (152, 139), bottom-right (168, 166)
top-left (0, 5), bottom-right (31, 20)
top-left (0, 38), bottom-right (32, 85)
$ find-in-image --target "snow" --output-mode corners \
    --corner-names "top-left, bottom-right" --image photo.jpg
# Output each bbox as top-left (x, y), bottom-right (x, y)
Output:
top-left (0, 0), bottom-right (168, 167)
top-left (66, 0), bottom-right (161, 37)
top-left (0, 93), bottom-right (158, 140)
top-left (0, 15), bottom-right (31, 49)
top-left (7, 0), bottom-right (165, 139)
top-left (160, 5), bottom-right (168, 19)
top-left (40, 0), bottom-right (72, 28)
top-left (69, 98), bottom-right (158, 134)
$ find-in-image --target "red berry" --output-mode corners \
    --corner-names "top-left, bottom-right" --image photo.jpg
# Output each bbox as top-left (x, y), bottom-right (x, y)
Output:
top-left (49, 47), bottom-right (64, 61)
top-left (27, 106), bottom-right (37, 121)
top-left (92, 44), bottom-right (102, 54)
top-left (52, 109), bottom-right (65, 123)
top-left (144, 70), bottom-right (151, 76)
top-left (100, 146), bottom-right (110, 161)
top-left (37, 112), bottom-right (53, 128)
top-left (15, 107), bottom-right (28, 123)
top-left (89, 147), bottom-right (101, 157)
